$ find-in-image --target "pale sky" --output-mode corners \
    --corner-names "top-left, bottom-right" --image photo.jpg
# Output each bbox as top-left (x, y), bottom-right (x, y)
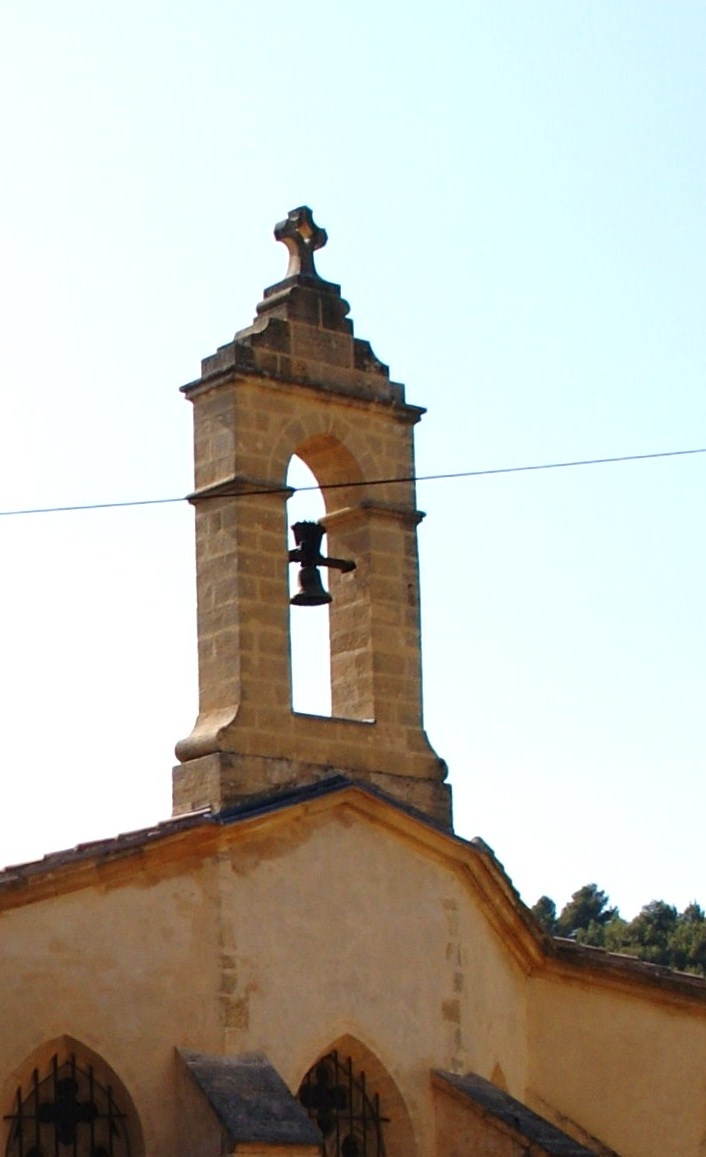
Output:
top-left (0, 2), bottom-right (704, 919)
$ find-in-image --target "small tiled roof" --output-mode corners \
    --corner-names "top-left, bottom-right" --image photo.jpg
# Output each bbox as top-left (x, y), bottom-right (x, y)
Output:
top-left (0, 808), bottom-right (211, 887)
top-left (434, 1071), bottom-right (615, 1156)
top-left (180, 1050), bottom-right (320, 1146)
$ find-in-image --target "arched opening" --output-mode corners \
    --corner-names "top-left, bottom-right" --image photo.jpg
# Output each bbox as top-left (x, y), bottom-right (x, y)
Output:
top-left (3, 1039), bottom-right (142, 1157)
top-left (299, 1051), bottom-right (385, 1157)
top-left (287, 455), bottom-right (332, 717)
top-left (285, 433), bottom-right (373, 724)
top-left (294, 1036), bottom-right (416, 1157)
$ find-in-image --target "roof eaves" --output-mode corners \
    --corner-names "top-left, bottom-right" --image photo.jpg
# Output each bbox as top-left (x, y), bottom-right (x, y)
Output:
top-left (548, 936), bottom-right (706, 999)
top-left (0, 808), bottom-right (214, 889)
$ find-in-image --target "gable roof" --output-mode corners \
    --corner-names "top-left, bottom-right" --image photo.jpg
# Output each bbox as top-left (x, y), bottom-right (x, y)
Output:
top-left (1, 774), bottom-right (705, 1008)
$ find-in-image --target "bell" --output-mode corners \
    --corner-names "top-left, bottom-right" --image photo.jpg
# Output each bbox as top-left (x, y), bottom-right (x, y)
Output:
top-left (291, 565), bottom-right (332, 607)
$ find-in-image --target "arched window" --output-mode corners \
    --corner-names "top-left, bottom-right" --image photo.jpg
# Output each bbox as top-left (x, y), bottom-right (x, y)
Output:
top-left (4, 1053), bottom-right (133, 1157)
top-left (298, 1051), bottom-right (387, 1157)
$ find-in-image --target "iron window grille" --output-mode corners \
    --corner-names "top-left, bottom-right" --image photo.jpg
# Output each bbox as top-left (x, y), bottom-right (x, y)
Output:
top-left (4, 1053), bottom-right (131, 1157)
top-left (298, 1051), bottom-right (387, 1157)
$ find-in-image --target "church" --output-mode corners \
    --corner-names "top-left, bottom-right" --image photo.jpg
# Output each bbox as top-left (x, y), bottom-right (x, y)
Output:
top-left (2, 208), bottom-right (706, 1157)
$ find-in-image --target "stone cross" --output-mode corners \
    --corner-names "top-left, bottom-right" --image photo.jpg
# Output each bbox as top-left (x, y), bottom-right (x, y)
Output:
top-left (274, 206), bottom-right (328, 279)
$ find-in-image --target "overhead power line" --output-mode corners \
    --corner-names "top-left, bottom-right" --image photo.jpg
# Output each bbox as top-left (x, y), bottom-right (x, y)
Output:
top-left (0, 445), bottom-right (703, 519)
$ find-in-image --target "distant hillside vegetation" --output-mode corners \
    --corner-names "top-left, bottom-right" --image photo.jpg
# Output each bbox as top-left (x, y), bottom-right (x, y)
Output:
top-left (531, 883), bottom-right (706, 977)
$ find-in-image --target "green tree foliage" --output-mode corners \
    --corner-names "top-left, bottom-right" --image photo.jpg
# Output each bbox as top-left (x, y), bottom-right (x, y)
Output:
top-left (532, 886), bottom-right (706, 977)
top-left (530, 895), bottom-right (556, 933)
top-left (553, 884), bottom-right (617, 938)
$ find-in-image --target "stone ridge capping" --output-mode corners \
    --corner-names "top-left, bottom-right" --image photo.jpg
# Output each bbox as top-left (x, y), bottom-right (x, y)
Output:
top-left (179, 1049), bottom-right (321, 1147)
top-left (214, 772), bottom-right (451, 831)
top-left (551, 936), bottom-right (706, 995)
top-left (432, 1071), bottom-right (613, 1156)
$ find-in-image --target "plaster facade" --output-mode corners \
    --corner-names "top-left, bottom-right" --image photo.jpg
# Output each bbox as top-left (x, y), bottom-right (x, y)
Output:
top-left (3, 787), bottom-right (706, 1156)
top-left (1, 795), bottom-right (529, 1157)
top-left (528, 969), bottom-right (706, 1154)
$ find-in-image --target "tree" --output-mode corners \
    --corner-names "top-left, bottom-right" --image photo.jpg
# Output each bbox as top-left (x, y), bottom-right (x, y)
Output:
top-left (530, 885), bottom-right (706, 978)
top-left (554, 884), bottom-right (617, 939)
top-left (575, 914), bottom-right (627, 950)
top-left (665, 903), bottom-right (706, 975)
top-left (620, 900), bottom-right (678, 967)
top-left (531, 895), bottom-right (557, 933)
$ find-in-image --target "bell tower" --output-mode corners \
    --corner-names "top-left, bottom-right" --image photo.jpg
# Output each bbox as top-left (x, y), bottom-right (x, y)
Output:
top-left (173, 208), bottom-right (451, 828)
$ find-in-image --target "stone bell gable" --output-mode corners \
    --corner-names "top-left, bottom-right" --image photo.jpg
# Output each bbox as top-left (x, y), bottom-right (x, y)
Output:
top-left (173, 206), bottom-right (451, 828)
top-left (5, 208), bottom-right (706, 1157)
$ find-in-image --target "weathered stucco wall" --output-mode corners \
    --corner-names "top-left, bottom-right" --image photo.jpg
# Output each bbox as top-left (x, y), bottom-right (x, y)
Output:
top-left (210, 805), bottom-right (529, 1157)
top-left (0, 858), bottom-right (222, 1156)
top-left (0, 804), bottom-right (529, 1157)
top-left (3, 801), bottom-right (706, 1157)
top-left (528, 970), bottom-right (706, 1157)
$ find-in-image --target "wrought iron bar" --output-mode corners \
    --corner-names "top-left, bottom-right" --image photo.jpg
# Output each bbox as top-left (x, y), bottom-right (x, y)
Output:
top-left (4, 1053), bottom-right (131, 1157)
top-left (297, 1050), bottom-right (386, 1157)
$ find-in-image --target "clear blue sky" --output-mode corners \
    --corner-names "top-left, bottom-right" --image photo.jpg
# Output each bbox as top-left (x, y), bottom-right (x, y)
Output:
top-left (0, 2), bottom-right (704, 919)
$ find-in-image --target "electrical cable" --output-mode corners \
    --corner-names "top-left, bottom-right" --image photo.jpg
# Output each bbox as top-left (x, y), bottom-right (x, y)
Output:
top-left (0, 445), bottom-right (703, 519)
